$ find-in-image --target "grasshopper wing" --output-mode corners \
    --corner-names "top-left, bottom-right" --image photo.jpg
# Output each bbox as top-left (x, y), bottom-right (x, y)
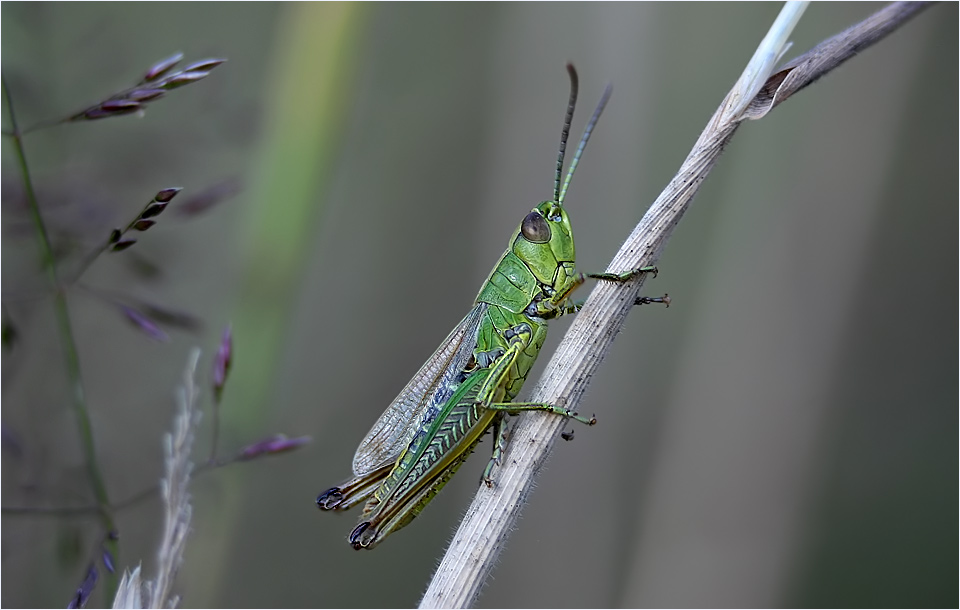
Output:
top-left (352, 303), bottom-right (487, 476)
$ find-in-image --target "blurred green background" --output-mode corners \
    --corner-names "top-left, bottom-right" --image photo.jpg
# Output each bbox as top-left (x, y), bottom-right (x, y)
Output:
top-left (2, 2), bottom-right (956, 608)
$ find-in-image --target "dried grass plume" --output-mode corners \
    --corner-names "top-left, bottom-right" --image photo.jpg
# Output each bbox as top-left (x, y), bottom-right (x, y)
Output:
top-left (113, 348), bottom-right (201, 609)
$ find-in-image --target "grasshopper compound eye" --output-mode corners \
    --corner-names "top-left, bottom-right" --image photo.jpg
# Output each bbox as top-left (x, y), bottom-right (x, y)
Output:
top-left (521, 211), bottom-right (552, 243)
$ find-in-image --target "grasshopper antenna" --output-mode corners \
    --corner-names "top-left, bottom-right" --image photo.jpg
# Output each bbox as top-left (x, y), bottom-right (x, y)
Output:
top-left (554, 63), bottom-right (579, 204)
top-left (558, 79), bottom-right (612, 206)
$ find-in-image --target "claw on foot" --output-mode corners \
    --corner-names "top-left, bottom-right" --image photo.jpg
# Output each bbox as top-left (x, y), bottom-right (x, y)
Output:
top-left (568, 410), bottom-right (597, 426)
top-left (349, 522), bottom-right (372, 550)
top-left (316, 487), bottom-right (345, 510)
top-left (636, 293), bottom-right (670, 308)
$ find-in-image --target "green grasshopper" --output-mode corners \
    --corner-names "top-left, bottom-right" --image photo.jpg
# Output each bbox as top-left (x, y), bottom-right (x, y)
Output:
top-left (317, 65), bottom-right (666, 550)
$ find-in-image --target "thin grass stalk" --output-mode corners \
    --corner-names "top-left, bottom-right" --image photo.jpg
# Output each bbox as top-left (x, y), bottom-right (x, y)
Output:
top-left (1, 76), bottom-right (119, 600)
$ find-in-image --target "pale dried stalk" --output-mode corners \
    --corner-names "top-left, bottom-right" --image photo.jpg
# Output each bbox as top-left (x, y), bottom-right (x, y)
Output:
top-left (420, 2), bottom-right (933, 608)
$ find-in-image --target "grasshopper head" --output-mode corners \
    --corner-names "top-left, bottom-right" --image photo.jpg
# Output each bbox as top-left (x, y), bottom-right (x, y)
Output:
top-left (478, 66), bottom-right (609, 309)
top-left (509, 64), bottom-right (610, 291)
top-left (510, 200), bottom-right (575, 287)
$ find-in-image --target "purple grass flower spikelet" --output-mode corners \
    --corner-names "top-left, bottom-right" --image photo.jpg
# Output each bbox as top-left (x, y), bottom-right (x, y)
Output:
top-left (101, 548), bottom-right (115, 574)
top-left (181, 59), bottom-right (227, 73)
top-left (139, 202), bottom-right (167, 219)
top-left (96, 100), bottom-right (142, 117)
top-left (111, 239), bottom-right (137, 252)
top-left (75, 108), bottom-right (115, 121)
top-left (153, 187), bottom-right (182, 203)
top-left (99, 99), bottom-right (141, 112)
top-left (140, 188), bottom-right (180, 218)
top-left (143, 52), bottom-right (185, 82)
top-left (126, 88), bottom-right (167, 102)
top-left (67, 563), bottom-right (98, 609)
top-left (175, 178), bottom-right (242, 217)
top-left (108, 187), bottom-right (182, 254)
top-left (159, 71), bottom-right (212, 90)
top-left (238, 434), bottom-right (311, 461)
top-left (120, 305), bottom-right (170, 342)
top-left (69, 53), bottom-right (224, 123)
top-left (139, 303), bottom-right (202, 332)
top-left (76, 101), bottom-right (141, 121)
top-left (212, 325), bottom-right (232, 404)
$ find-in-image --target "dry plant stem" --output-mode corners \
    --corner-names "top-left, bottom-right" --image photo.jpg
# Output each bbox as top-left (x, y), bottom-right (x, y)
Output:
top-left (1, 77), bottom-right (119, 599)
top-left (420, 3), bottom-right (933, 608)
